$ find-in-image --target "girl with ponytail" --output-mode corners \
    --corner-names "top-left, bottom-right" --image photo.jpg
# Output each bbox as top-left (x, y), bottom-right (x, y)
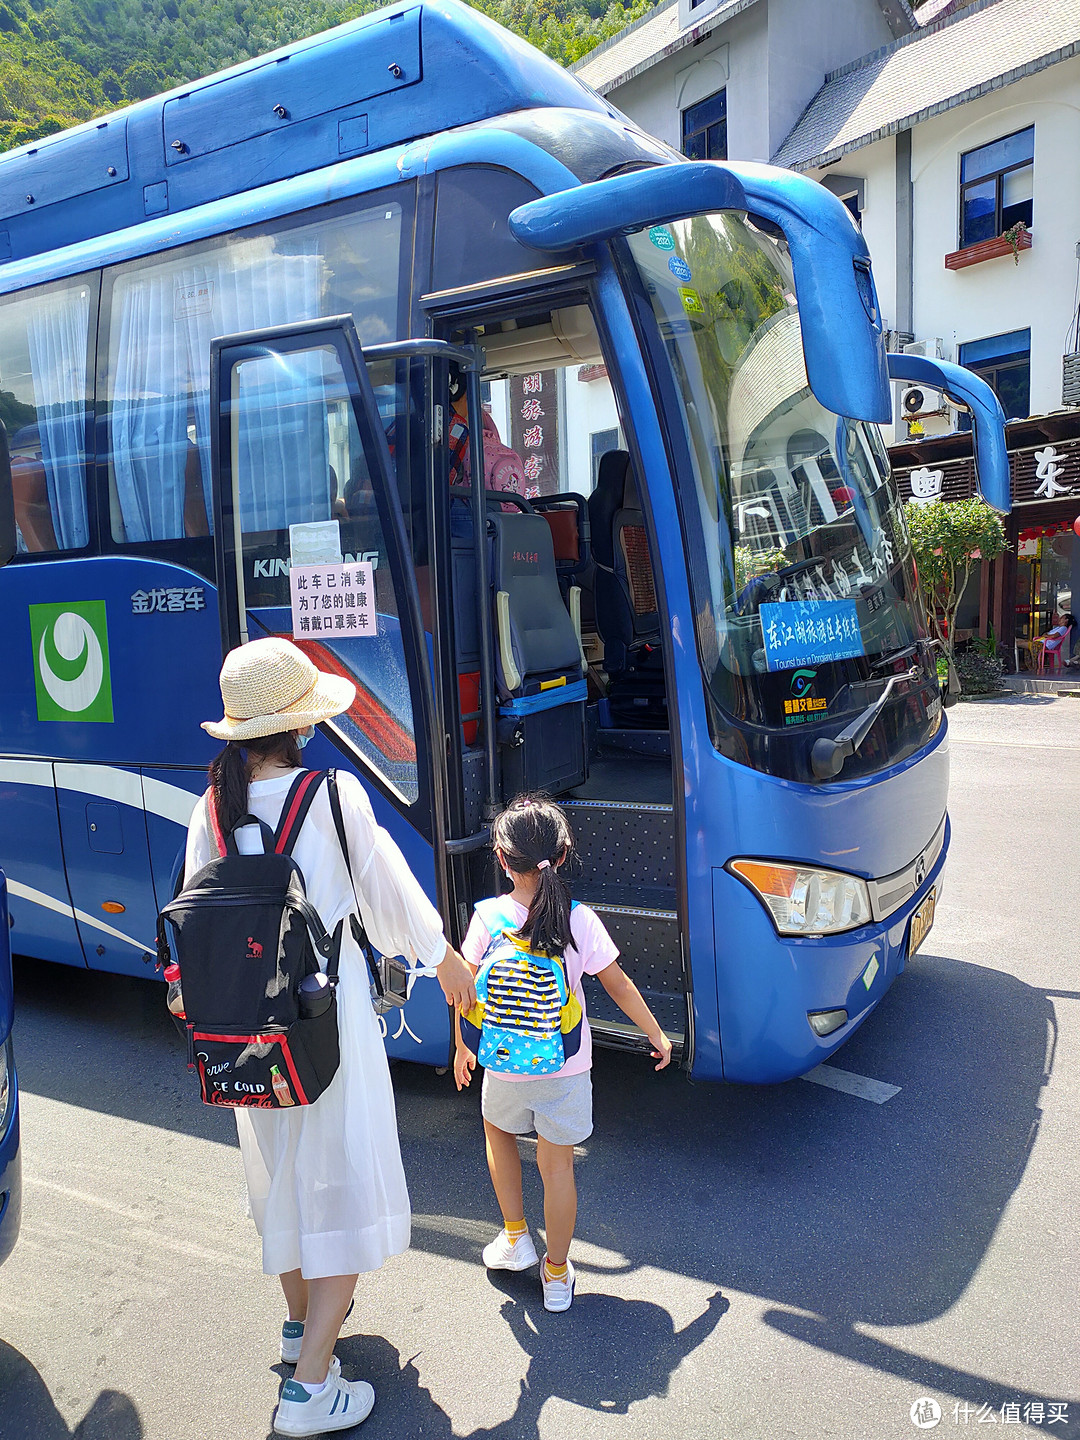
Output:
top-left (455, 793), bottom-right (671, 1313)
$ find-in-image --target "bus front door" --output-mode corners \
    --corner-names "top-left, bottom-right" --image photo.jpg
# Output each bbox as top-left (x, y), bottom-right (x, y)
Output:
top-left (207, 318), bottom-right (452, 1065)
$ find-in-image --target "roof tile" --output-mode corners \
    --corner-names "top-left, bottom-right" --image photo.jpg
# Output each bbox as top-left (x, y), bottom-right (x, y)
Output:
top-left (773, 0), bottom-right (1080, 169)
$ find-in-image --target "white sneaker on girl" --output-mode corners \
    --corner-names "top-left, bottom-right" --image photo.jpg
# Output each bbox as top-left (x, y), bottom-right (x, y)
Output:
top-left (482, 1228), bottom-right (539, 1271)
top-left (273, 1371), bottom-right (374, 1436)
top-left (541, 1257), bottom-right (576, 1312)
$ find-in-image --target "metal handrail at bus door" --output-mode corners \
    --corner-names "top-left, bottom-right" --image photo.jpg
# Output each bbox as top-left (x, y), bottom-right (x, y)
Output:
top-left (364, 339), bottom-right (498, 849)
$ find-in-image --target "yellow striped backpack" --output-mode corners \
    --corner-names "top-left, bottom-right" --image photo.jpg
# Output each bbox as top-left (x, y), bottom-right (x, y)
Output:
top-left (459, 898), bottom-right (583, 1075)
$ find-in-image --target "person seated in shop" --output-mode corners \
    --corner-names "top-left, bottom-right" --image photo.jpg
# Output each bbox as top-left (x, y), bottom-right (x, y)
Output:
top-left (1040, 611), bottom-right (1077, 664)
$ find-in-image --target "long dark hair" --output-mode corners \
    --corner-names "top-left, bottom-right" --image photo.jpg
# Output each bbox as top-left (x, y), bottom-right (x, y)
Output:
top-left (208, 733), bottom-right (303, 837)
top-left (491, 794), bottom-right (576, 956)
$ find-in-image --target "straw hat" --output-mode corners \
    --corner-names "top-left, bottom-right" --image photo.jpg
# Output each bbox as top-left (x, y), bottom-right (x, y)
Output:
top-left (202, 637), bottom-right (355, 743)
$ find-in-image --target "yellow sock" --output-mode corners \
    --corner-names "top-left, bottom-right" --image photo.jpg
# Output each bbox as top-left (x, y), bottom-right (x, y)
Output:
top-left (544, 1258), bottom-right (568, 1280)
top-left (504, 1218), bottom-right (528, 1242)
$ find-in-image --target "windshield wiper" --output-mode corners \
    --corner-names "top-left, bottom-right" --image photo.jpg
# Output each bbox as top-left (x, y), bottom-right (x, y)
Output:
top-left (811, 666), bottom-right (920, 780)
top-left (871, 642), bottom-right (920, 671)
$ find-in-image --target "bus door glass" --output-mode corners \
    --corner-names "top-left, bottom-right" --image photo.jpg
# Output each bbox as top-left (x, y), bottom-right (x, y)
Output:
top-left (209, 321), bottom-right (429, 815)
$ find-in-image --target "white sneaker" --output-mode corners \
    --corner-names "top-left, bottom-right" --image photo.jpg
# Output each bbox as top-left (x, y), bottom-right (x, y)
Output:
top-left (482, 1227), bottom-right (540, 1271)
top-left (280, 1300), bottom-right (354, 1363)
top-left (273, 1371), bottom-right (374, 1436)
top-left (541, 1257), bottom-right (576, 1313)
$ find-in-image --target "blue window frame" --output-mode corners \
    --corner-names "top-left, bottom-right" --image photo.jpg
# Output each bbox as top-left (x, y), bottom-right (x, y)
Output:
top-left (958, 328), bottom-right (1030, 424)
top-left (682, 89), bottom-right (727, 162)
top-left (959, 127), bottom-right (1033, 249)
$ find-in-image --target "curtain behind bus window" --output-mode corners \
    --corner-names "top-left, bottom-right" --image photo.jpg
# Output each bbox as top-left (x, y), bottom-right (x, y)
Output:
top-left (0, 277), bottom-right (93, 554)
top-left (104, 198), bottom-right (403, 545)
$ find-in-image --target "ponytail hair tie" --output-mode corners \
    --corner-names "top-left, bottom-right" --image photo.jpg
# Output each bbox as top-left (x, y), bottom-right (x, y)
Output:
top-left (537, 859), bottom-right (551, 870)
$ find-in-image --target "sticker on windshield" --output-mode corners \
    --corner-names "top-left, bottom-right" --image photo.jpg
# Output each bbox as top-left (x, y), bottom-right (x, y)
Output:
top-left (782, 668), bottom-right (828, 726)
top-left (760, 599), bottom-right (864, 672)
top-left (679, 287), bottom-right (704, 315)
top-left (668, 255), bottom-right (692, 282)
top-left (290, 560), bottom-right (377, 639)
top-left (648, 226), bottom-right (675, 251)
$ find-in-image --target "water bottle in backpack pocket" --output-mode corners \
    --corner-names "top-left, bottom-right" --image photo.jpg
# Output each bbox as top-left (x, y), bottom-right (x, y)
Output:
top-left (459, 898), bottom-right (583, 1076)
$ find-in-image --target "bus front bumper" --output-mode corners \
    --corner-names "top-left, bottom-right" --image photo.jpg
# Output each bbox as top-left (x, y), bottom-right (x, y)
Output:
top-left (706, 818), bottom-right (950, 1084)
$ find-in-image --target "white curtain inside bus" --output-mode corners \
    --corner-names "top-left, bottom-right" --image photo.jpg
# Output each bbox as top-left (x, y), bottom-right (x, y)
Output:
top-left (109, 243), bottom-right (323, 541)
top-left (0, 278), bottom-right (92, 554)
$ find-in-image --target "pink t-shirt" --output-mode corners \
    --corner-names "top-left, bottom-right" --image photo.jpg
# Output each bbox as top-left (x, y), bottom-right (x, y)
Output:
top-left (461, 898), bottom-right (619, 1080)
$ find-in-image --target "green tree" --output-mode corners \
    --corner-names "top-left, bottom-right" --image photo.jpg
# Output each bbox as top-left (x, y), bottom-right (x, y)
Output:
top-left (903, 497), bottom-right (1009, 663)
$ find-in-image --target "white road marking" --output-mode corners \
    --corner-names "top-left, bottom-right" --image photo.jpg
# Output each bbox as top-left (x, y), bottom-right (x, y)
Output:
top-left (802, 1063), bottom-right (901, 1104)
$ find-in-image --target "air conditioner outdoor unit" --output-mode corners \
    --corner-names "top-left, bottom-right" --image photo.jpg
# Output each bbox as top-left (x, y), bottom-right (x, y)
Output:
top-left (900, 385), bottom-right (947, 419)
top-left (902, 337), bottom-right (945, 360)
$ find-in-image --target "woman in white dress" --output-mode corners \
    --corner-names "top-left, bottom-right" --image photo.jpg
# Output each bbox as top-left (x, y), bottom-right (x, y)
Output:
top-left (187, 637), bottom-right (476, 1436)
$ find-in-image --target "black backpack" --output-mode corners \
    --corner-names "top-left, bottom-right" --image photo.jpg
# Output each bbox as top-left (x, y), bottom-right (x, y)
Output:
top-left (157, 769), bottom-right (366, 1110)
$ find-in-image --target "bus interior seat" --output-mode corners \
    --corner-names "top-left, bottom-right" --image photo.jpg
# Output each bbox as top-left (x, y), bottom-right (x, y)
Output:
top-left (531, 492), bottom-right (594, 621)
top-left (588, 449), bottom-right (667, 729)
top-left (488, 509), bottom-right (587, 798)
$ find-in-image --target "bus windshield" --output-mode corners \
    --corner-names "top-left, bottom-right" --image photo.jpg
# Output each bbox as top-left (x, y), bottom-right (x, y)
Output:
top-left (627, 212), bottom-right (936, 778)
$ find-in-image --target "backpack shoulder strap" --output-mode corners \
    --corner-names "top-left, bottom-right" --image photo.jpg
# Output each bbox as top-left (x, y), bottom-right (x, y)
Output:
top-left (273, 770), bottom-right (327, 855)
top-left (474, 896), bottom-right (520, 941)
top-left (326, 770), bottom-right (380, 993)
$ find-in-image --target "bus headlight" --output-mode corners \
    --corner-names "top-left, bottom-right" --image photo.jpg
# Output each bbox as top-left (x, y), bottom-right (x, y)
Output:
top-left (0, 1040), bottom-right (10, 1134)
top-left (728, 859), bottom-right (872, 936)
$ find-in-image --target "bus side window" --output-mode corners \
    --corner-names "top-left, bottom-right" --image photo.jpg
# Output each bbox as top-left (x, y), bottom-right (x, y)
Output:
top-left (0, 277), bottom-right (95, 556)
top-left (433, 168), bottom-right (549, 293)
top-left (101, 191), bottom-right (408, 547)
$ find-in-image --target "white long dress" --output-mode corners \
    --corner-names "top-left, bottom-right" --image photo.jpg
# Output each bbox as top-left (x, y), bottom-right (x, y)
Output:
top-left (184, 768), bottom-right (447, 1280)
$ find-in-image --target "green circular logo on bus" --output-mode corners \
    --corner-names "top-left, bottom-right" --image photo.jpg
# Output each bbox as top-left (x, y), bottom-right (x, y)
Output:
top-left (648, 226), bottom-right (675, 251)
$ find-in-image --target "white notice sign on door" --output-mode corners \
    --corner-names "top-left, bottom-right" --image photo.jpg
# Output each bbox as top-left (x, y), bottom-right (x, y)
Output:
top-left (290, 561), bottom-right (377, 639)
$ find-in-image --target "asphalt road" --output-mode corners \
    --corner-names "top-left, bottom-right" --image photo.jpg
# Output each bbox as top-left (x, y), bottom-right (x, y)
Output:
top-left (1, 693), bottom-right (1077, 1440)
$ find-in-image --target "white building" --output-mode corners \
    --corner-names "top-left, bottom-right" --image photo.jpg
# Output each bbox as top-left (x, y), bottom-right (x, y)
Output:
top-left (773, 0), bottom-right (1080, 436)
top-left (573, 0), bottom-right (915, 167)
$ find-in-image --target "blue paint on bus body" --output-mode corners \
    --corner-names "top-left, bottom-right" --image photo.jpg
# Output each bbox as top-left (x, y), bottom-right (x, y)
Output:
top-left (0, 0), bottom-right (987, 1084)
top-left (0, 873), bottom-right (22, 1267)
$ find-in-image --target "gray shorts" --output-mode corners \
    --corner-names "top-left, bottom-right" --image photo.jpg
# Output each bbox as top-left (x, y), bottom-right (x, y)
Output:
top-left (481, 1068), bottom-right (593, 1147)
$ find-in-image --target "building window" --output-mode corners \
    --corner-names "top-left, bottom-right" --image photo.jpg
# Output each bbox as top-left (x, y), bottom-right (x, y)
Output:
top-left (958, 329), bottom-right (1030, 423)
top-left (590, 427), bottom-right (621, 488)
top-left (682, 89), bottom-right (727, 161)
top-left (959, 126), bottom-right (1033, 249)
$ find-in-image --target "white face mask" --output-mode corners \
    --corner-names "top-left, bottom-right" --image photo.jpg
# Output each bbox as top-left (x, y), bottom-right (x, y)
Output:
top-left (296, 726), bottom-right (315, 749)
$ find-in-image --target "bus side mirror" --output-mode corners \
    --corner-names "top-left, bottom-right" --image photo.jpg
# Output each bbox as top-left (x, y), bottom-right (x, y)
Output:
top-left (0, 422), bottom-right (14, 568)
top-left (887, 353), bottom-right (1011, 514)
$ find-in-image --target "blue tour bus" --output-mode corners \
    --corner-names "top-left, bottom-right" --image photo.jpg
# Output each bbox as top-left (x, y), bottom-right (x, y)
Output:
top-left (0, 447), bottom-right (21, 1263)
top-left (0, 869), bottom-right (20, 1266)
top-left (0, 0), bottom-right (1009, 1083)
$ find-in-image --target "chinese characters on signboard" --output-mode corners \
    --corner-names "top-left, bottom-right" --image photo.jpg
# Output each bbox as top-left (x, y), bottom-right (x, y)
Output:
top-left (289, 562), bottom-right (377, 638)
top-left (131, 587), bottom-right (206, 614)
top-left (760, 598), bottom-right (865, 672)
top-left (509, 370), bottom-right (560, 498)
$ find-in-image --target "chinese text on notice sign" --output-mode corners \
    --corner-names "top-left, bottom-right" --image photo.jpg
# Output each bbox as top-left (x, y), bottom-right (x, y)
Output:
top-left (289, 562), bottom-right (378, 638)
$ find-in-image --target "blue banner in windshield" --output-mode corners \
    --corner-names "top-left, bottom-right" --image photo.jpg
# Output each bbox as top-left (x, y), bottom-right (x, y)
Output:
top-left (760, 599), bottom-right (865, 671)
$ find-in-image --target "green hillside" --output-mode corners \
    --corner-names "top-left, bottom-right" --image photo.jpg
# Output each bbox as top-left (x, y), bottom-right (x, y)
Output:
top-left (0, 0), bottom-right (655, 151)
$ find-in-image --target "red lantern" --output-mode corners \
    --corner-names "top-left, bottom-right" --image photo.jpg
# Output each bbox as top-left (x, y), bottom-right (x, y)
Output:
top-left (1074, 515), bottom-right (1080, 538)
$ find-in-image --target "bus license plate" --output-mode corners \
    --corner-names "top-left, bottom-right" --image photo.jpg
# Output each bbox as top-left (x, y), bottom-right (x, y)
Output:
top-left (908, 888), bottom-right (936, 958)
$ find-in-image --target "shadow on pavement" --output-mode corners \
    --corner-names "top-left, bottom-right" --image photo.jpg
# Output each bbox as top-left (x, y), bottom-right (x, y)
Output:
top-left (10, 943), bottom-right (1075, 1428)
top-left (300, 1292), bottom-right (728, 1440)
top-left (396, 950), bottom-right (1070, 1422)
top-left (10, 956), bottom-right (237, 1147)
top-left (0, 1341), bottom-right (142, 1440)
